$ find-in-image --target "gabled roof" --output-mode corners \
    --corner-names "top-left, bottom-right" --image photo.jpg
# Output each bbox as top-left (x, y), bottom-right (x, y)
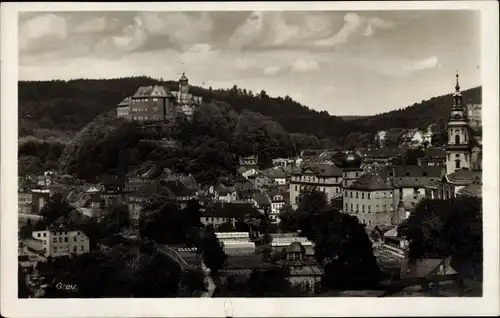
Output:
top-left (349, 173), bottom-right (393, 191)
top-left (293, 164), bottom-right (343, 177)
top-left (252, 192), bottom-right (271, 206)
top-left (164, 180), bottom-right (197, 197)
top-left (132, 85), bottom-right (172, 98)
top-left (118, 97), bottom-right (131, 107)
top-left (425, 147), bottom-right (446, 158)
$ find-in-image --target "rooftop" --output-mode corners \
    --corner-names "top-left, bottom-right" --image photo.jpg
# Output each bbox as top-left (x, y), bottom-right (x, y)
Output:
top-left (349, 173), bottom-right (393, 191)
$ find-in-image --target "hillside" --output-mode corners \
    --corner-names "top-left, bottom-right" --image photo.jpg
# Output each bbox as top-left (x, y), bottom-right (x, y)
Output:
top-left (18, 77), bottom-right (369, 142)
top-left (351, 86), bottom-right (482, 132)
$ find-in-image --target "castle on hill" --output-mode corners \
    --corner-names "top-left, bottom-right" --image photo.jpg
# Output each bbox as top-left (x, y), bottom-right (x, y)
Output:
top-left (116, 73), bottom-right (202, 122)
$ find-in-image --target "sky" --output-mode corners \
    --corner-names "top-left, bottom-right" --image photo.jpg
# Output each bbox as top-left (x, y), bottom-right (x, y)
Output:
top-left (18, 10), bottom-right (481, 115)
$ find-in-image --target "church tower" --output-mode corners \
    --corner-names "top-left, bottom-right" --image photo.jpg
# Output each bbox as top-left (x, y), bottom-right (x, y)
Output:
top-left (178, 72), bottom-right (189, 103)
top-left (445, 72), bottom-right (472, 175)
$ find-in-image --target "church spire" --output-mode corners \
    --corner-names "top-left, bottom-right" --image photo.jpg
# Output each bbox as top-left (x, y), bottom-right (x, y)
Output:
top-left (455, 70), bottom-right (460, 92)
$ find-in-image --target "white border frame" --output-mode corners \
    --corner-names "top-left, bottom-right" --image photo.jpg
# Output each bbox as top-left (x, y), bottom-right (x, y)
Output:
top-left (2, 2), bottom-right (499, 317)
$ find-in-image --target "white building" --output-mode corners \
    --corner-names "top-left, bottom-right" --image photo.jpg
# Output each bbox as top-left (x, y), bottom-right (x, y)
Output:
top-left (32, 226), bottom-right (90, 258)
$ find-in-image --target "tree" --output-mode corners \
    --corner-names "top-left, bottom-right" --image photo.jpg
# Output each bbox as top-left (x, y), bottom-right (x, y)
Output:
top-left (295, 187), bottom-right (328, 239)
top-left (247, 266), bottom-right (291, 297)
top-left (40, 193), bottom-right (73, 225)
top-left (313, 209), bottom-right (380, 289)
top-left (20, 218), bottom-right (34, 239)
top-left (198, 225), bottom-right (227, 275)
top-left (403, 197), bottom-right (482, 280)
top-left (100, 204), bottom-right (130, 235)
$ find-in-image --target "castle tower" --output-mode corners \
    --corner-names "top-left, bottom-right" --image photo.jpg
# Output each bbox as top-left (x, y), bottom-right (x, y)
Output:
top-left (445, 72), bottom-right (472, 175)
top-left (178, 72), bottom-right (189, 103)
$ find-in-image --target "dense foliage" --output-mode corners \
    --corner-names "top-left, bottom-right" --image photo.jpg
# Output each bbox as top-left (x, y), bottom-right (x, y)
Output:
top-left (280, 188), bottom-right (381, 289)
top-left (398, 197), bottom-right (482, 279)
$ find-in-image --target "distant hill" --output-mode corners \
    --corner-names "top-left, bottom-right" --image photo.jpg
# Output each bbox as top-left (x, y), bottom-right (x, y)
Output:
top-left (340, 116), bottom-right (370, 121)
top-left (350, 86), bottom-right (482, 133)
top-left (18, 77), bottom-right (481, 147)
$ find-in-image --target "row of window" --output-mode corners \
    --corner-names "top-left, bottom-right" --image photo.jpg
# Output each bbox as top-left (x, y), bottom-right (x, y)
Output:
top-left (292, 176), bottom-right (340, 183)
top-left (343, 172), bottom-right (360, 178)
top-left (345, 191), bottom-right (393, 199)
top-left (294, 185), bottom-right (340, 193)
top-left (36, 231), bottom-right (81, 238)
top-left (345, 203), bottom-right (391, 213)
top-left (132, 106), bottom-right (160, 112)
top-left (51, 237), bottom-right (83, 243)
top-left (132, 115), bottom-right (161, 120)
top-left (132, 98), bottom-right (160, 103)
top-left (52, 246), bottom-right (85, 254)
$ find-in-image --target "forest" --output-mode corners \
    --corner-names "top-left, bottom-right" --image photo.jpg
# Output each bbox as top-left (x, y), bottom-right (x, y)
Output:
top-left (18, 77), bottom-right (481, 181)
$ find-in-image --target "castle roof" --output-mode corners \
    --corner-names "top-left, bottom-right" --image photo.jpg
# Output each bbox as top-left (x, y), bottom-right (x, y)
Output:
top-left (132, 85), bottom-right (173, 98)
top-left (286, 242), bottom-right (306, 253)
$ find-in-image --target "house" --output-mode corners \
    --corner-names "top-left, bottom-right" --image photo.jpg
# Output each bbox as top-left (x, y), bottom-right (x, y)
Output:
top-left (422, 124), bottom-right (435, 145)
top-left (171, 73), bottom-right (203, 118)
top-left (289, 164), bottom-right (343, 209)
top-left (237, 167), bottom-right (258, 179)
top-left (391, 165), bottom-right (445, 223)
top-left (268, 190), bottom-right (287, 222)
top-left (400, 129), bottom-right (424, 147)
top-left (239, 155), bottom-right (259, 168)
top-left (126, 85), bottom-right (176, 122)
top-left (260, 167), bottom-right (288, 185)
top-left (272, 158), bottom-right (295, 167)
top-left (277, 242), bottom-right (324, 295)
top-left (335, 151), bottom-right (364, 188)
top-left (343, 172), bottom-right (394, 229)
top-left (164, 180), bottom-right (198, 208)
top-left (215, 184), bottom-right (238, 203)
top-left (374, 130), bottom-right (387, 147)
top-left (418, 147), bottom-right (446, 167)
top-left (18, 238), bottom-right (47, 267)
top-left (466, 104), bottom-right (482, 132)
top-left (31, 225), bottom-right (90, 258)
top-left (116, 97), bottom-right (131, 120)
top-left (361, 148), bottom-right (397, 172)
top-left (251, 192), bottom-right (272, 214)
top-left (200, 202), bottom-right (261, 228)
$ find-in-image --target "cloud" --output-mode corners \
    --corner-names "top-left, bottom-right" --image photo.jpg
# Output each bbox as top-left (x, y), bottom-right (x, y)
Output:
top-left (314, 13), bottom-right (394, 47)
top-left (291, 59), bottom-right (319, 72)
top-left (112, 17), bottom-right (147, 52)
top-left (403, 56), bottom-right (440, 71)
top-left (19, 14), bottom-right (68, 51)
top-left (227, 11), bottom-right (265, 50)
top-left (263, 66), bottom-right (281, 75)
top-left (138, 12), bottom-right (214, 47)
top-left (74, 17), bottom-right (108, 34)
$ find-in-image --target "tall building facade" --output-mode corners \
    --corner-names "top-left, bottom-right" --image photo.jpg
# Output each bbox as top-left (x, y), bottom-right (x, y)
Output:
top-left (445, 73), bottom-right (472, 176)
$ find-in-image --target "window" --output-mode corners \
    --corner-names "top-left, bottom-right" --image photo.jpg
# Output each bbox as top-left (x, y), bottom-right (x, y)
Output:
top-left (455, 160), bottom-right (461, 169)
top-left (356, 192), bottom-right (359, 198)
top-left (73, 246), bottom-right (77, 252)
top-left (356, 204), bottom-right (359, 212)
top-left (455, 154), bottom-right (460, 158)
top-left (362, 205), bottom-right (364, 212)
top-left (59, 237), bottom-right (63, 243)
top-left (74, 237), bottom-right (77, 242)
top-left (361, 192), bottom-right (364, 199)
top-left (350, 192), bottom-right (353, 198)
top-left (81, 246), bottom-right (84, 251)
top-left (53, 238), bottom-right (57, 243)
top-left (37, 233), bottom-right (41, 237)
top-left (345, 203), bottom-right (348, 210)
top-left (43, 233), bottom-right (46, 237)
top-left (368, 206), bottom-right (371, 213)
top-left (383, 204), bottom-right (386, 211)
top-left (336, 188), bottom-right (339, 193)
top-left (455, 134), bottom-right (460, 144)
top-left (368, 193), bottom-right (371, 199)
top-left (153, 98), bottom-right (158, 102)
top-left (350, 204), bottom-right (353, 211)
top-left (64, 237), bottom-right (68, 242)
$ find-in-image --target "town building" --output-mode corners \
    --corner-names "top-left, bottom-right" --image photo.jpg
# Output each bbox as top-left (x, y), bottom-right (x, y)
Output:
top-left (267, 190), bottom-right (287, 222)
top-left (215, 232), bottom-right (256, 255)
top-left (171, 73), bottom-right (203, 119)
top-left (272, 158), bottom-right (295, 167)
top-left (418, 147), bottom-right (446, 167)
top-left (466, 104), bottom-right (482, 132)
top-left (277, 242), bottom-right (324, 295)
top-left (400, 129), bottom-right (424, 148)
top-left (200, 202), bottom-right (262, 228)
top-left (335, 151), bottom-right (364, 188)
top-left (116, 73), bottom-right (202, 122)
top-left (343, 173), bottom-right (394, 229)
top-left (239, 155), bottom-right (259, 169)
top-left (251, 192), bottom-right (272, 214)
top-left (31, 225), bottom-right (90, 258)
top-left (289, 164), bottom-right (343, 209)
top-left (374, 130), bottom-right (387, 148)
top-left (425, 169), bottom-right (482, 200)
top-left (445, 73), bottom-right (473, 176)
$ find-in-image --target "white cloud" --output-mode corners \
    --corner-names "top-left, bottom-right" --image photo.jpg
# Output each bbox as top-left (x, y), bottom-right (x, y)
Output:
top-left (19, 14), bottom-right (68, 51)
top-left (314, 13), bottom-right (394, 47)
top-left (291, 59), bottom-right (319, 72)
top-left (263, 66), bottom-right (280, 75)
top-left (227, 11), bottom-right (265, 50)
top-left (138, 12), bottom-right (214, 45)
top-left (112, 17), bottom-right (147, 51)
top-left (403, 56), bottom-right (440, 71)
top-left (74, 17), bottom-right (107, 34)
